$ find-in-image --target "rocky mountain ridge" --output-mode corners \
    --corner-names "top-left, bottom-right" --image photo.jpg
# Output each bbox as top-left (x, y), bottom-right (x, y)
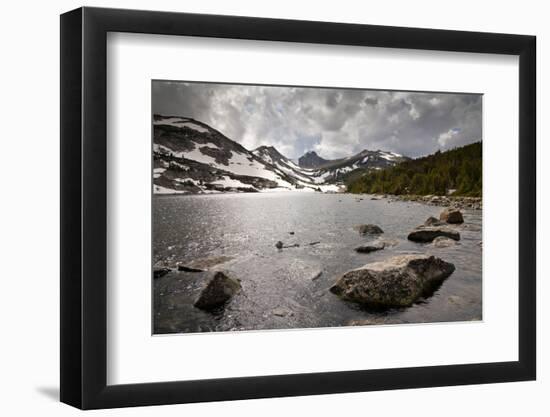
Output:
top-left (153, 115), bottom-right (408, 194)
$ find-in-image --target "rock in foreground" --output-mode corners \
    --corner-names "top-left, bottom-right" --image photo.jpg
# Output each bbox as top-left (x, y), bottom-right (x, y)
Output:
top-left (408, 226), bottom-right (460, 242)
top-left (356, 224), bottom-right (384, 235)
top-left (330, 255), bottom-right (455, 307)
top-left (194, 271), bottom-right (241, 311)
top-left (440, 208), bottom-right (464, 224)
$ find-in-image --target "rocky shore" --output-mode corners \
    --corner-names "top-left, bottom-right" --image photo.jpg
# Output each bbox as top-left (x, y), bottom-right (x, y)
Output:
top-left (369, 194), bottom-right (482, 210)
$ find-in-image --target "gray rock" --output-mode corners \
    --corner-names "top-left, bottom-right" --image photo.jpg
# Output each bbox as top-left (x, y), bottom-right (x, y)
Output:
top-left (330, 255), bottom-right (455, 307)
top-left (272, 308), bottom-right (291, 317)
top-left (185, 255), bottom-right (234, 270)
top-left (432, 236), bottom-right (458, 248)
top-left (153, 267), bottom-right (171, 279)
top-left (424, 216), bottom-right (445, 226)
top-left (194, 271), bottom-right (241, 311)
top-left (311, 270), bottom-right (323, 281)
top-left (408, 226), bottom-right (460, 242)
top-left (356, 224), bottom-right (384, 235)
top-left (178, 265), bottom-right (204, 272)
top-left (355, 242), bottom-right (385, 253)
top-left (377, 238), bottom-right (399, 248)
top-left (440, 208), bottom-right (464, 224)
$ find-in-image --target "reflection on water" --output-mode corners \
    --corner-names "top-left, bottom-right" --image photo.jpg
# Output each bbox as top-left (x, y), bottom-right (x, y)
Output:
top-left (153, 192), bottom-right (482, 334)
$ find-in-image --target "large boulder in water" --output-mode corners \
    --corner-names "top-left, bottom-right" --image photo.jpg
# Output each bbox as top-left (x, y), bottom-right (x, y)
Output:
top-left (356, 224), bottom-right (384, 235)
top-left (330, 255), bottom-right (455, 307)
top-left (194, 271), bottom-right (241, 311)
top-left (408, 226), bottom-right (460, 242)
top-left (440, 208), bottom-right (464, 224)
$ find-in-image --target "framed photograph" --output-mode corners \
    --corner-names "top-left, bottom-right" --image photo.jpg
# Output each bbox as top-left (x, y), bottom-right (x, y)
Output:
top-left (60, 6), bottom-right (536, 409)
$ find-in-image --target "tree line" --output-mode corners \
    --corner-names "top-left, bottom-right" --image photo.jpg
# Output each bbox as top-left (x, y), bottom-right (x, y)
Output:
top-left (345, 142), bottom-right (482, 197)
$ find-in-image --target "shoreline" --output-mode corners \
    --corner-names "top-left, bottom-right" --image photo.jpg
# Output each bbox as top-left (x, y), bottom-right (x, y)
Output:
top-left (154, 189), bottom-right (482, 210)
top-left (364, 194), bottom-right (482, 210)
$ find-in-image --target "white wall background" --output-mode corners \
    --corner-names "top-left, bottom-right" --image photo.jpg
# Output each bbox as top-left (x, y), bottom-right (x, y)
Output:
top-left (0, 0), bottom-right (545, 415)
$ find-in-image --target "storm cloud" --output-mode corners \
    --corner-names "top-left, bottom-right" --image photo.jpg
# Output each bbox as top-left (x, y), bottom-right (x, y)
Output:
top-left (152, 81), bottom-right (482, 159)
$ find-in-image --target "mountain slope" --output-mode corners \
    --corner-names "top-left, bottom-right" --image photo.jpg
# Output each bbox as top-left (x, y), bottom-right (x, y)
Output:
top-left (153, 115), bottom-right (408, 194)
top-left (153, 115), bottom-right (325, 194)
top-left (346, 142), bottom-right (482, 196)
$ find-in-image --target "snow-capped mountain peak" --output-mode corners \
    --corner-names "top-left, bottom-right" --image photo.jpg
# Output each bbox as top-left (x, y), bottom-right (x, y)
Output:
top-left (153, 115), bottom-right (408, 194)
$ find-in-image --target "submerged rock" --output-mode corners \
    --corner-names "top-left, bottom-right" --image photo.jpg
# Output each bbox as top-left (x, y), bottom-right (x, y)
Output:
top-left (311, 270), bottom-right (323, 281)
top-left (432, 236), bottom-right (458, 248)
top-left (178, 265), bottom-right (205, 272)
top-left (194, 271), bottom-right (241, 311)
top-left (407, 226), bottom-right (460, 242)
top-left (424, 216), bottom-right (445, 226)
top-left (440, 208), bottom-right (464, 224)
top-left (330, 254), bottom-right (455, 307)
top-left (185, 255), bottom-right (234, 270)
top-left (153, 267), bottom-right (171, 279)
top-left (355, 242), bottom-right (385, 253)
top-left (376, 238), bottom-right (399, 248)
top-left (283, 243), bottom-right (300, 248)
top-left (272, 307), bottom-right (291, 317)
top-left (356, 224), bottom-right (384, 235)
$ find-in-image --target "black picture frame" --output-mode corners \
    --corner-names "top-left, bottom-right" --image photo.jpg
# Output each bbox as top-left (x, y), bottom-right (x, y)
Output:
top-left (60, 6), bottom-right (536, 410)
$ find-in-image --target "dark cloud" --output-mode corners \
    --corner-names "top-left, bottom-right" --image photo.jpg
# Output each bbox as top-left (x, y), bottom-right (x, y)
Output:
top-left (152, 81), bottom-right (482, 159)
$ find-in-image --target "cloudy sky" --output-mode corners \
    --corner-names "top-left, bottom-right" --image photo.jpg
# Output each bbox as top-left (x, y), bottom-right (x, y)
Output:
top-left (152, 81), bottom-right (482, 160)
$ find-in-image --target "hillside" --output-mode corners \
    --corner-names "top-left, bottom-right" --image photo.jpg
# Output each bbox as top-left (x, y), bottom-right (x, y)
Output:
top-left (152, 114), bottom-right (408, 194)
top-left (346, 142), bottom-right (482, 197)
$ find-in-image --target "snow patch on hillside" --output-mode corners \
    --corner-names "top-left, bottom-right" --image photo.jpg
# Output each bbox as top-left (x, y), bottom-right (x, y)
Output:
top-left (154, 117), bottom-right (210, 133)
top-left (211, 176), bottom-right (256, 189)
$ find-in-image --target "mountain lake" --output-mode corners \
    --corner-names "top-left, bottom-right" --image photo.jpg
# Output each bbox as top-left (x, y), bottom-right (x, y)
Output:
top-left (153, 192), bottom-right (482, 334)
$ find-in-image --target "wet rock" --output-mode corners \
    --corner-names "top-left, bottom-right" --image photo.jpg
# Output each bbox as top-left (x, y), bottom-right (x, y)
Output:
top-left (355, 242), bottom-right (385, 253)
top-left (440, 207), bottom-right (464, 224)
top-left (283, 243), bottom-right (300, 248)
top-left (194, 271), bottom-right (241, 311)
top-left (275, 241), bottom-right (284, 249)
top-left (153, 267), bottom-right (171, 279)
top-left (407, 226), bottom-right (460, 243)
top-left (356, 224), bottom-right (384, 235)
top-left (448, 295), bottom-right (462, 304)
top-left (272, 307), bottom-right (291, 317)
top-left (311, 271), bottom-right (323, 281)
top-left (432, 236), bottom-right (458, 248)
top-left (377, 238), bottom-right (399, 248)
top-left (184, 255), bottom-right (234, 270)
top-left (178, 265), bottom-right (205, 272)
top-left (424, 216), bottom-right (445, 226)
top-left (330, 254), bottom-right (455, 307)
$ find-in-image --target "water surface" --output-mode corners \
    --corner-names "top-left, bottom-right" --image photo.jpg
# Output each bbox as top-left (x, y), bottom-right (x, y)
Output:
top-left (153, 192), bottom-right (482, 333)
